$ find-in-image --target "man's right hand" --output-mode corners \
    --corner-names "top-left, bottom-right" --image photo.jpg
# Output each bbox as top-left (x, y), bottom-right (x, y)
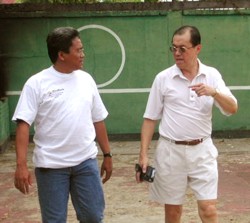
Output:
top-left (14, 164), bottom-right (32, 194)
top-left (136, 153), bottom-right (149, 183)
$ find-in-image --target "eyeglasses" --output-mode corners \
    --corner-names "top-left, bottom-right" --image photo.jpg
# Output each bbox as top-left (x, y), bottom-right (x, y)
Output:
top-left (169, 45), bottom-right (194, 54)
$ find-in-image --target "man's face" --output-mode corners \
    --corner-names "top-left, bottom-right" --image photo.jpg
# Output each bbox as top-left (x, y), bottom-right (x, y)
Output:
top-left (62, 37), bottom-right (84, 72)
top-left (171, 31), bottom-right (201, 70)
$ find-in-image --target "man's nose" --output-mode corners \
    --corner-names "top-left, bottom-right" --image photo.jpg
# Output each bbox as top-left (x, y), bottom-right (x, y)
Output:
top-left (175, 49), bottom-right (182, 55)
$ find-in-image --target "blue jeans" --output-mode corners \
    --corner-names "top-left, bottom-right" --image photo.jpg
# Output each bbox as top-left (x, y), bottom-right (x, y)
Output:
top-left (35, 158), bottom-right (105, 223)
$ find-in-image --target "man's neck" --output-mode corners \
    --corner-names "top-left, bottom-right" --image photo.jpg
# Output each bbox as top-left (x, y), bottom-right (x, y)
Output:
top-left (181, 61), bottom-right (199, 81)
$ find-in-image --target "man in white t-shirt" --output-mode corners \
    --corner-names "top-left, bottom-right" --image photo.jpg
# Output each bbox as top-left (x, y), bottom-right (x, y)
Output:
top-left (13, 27), bottom-right (113, 223)
top-left (136, 26), bottom-right (238, 223)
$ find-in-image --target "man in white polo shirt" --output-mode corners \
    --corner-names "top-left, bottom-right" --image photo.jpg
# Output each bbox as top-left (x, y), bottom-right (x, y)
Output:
top-left (13, 27), bottom-right (112, 223)
top-left (136, 25), bottom-right (238, 223)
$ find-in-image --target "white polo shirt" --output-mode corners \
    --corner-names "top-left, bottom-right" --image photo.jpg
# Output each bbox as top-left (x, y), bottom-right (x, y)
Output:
top-left (144, 60), bottom-right (237, 141)
top-left (12, 66), bottom-right (108, 168)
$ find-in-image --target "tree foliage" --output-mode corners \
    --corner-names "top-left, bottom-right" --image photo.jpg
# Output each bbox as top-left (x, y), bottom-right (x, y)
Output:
top-left (16, 0), bottom-right (95, 3)
top-left (14, 0), bottom-right (199, 3)
top-left (15, 0), bottom-right (146, 3)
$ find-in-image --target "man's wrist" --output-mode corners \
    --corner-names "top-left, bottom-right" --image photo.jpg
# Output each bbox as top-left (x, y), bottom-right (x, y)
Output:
top-left (103, 152), bottom-right (113, 158)
top-left (212, 88), bottom-right (219, 98)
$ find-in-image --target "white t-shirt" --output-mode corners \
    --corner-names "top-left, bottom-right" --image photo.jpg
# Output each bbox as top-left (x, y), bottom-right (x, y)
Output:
top-left (144, 60), bottom-right (237, 141)
top-left (12, 66), bottom-right (108, 168)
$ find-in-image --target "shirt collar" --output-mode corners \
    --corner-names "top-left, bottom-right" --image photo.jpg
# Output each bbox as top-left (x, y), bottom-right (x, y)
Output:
top-left (171, 59), bottom-right (207, 79)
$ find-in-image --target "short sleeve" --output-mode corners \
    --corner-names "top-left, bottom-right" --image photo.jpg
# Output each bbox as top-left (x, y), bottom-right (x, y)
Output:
top-left (91, 82), bottom-right (108, 123)
top-left (143, 75), bottom-right (164, 120)
top-left (12, 80), bottom-right (39, 125)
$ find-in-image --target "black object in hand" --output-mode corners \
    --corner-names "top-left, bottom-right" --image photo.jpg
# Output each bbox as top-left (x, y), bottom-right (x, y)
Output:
top-left (135, 164), bottom-right (156, 183)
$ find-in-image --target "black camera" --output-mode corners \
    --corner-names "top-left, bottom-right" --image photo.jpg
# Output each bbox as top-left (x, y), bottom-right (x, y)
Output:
top-left (135, 164), bottom-right (156, 183)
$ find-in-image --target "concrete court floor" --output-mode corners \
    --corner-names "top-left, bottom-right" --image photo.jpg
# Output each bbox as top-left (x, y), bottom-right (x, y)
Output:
top-left (0, 138), bottom-right (250, 223)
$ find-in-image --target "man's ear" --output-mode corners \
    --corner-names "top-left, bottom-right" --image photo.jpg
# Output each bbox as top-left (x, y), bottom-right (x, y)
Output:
top-left (196, 44), bottom-right (202, 53)
top-left (58, 51), bottom-right (65, 61)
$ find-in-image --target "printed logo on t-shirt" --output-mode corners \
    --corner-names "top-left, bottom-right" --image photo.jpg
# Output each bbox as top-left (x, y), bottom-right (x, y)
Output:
top-left (42, 88), bottom-right (64, 103)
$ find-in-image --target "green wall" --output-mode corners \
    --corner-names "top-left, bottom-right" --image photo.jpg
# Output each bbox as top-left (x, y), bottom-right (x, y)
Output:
top-left (1, 8), bottom-right (250, 136)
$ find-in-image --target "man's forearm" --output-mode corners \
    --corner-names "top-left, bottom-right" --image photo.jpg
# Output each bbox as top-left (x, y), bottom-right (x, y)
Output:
top-left (15, 121), bottom-right (30, 166)
top-left (140, 118), bottom-right (157, 154)
top-left (94, 121), bottom-right (111, 154)
top-left (213, 91), bottom-right (238, 115)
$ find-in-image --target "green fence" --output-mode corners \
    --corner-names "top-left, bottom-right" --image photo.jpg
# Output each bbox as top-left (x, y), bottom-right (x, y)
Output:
top-left (0, 98), bottom-right (10, 152)
top-left (1, 3), bottom-right (250, 138)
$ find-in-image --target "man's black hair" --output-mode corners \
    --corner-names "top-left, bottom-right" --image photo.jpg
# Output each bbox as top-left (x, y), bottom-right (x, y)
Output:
top-left (172, 25), bottom-right (201, 46)
top-left (46, 27), bottom-right (80, 63)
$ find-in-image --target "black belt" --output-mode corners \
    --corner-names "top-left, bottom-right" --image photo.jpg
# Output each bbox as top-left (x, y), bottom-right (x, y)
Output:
top-left (161, 136), bottom-right (209, 146)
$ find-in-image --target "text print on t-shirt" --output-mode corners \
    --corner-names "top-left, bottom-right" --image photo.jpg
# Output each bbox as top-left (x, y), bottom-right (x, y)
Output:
top-left (42, 88), bottom-right (64, 103)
